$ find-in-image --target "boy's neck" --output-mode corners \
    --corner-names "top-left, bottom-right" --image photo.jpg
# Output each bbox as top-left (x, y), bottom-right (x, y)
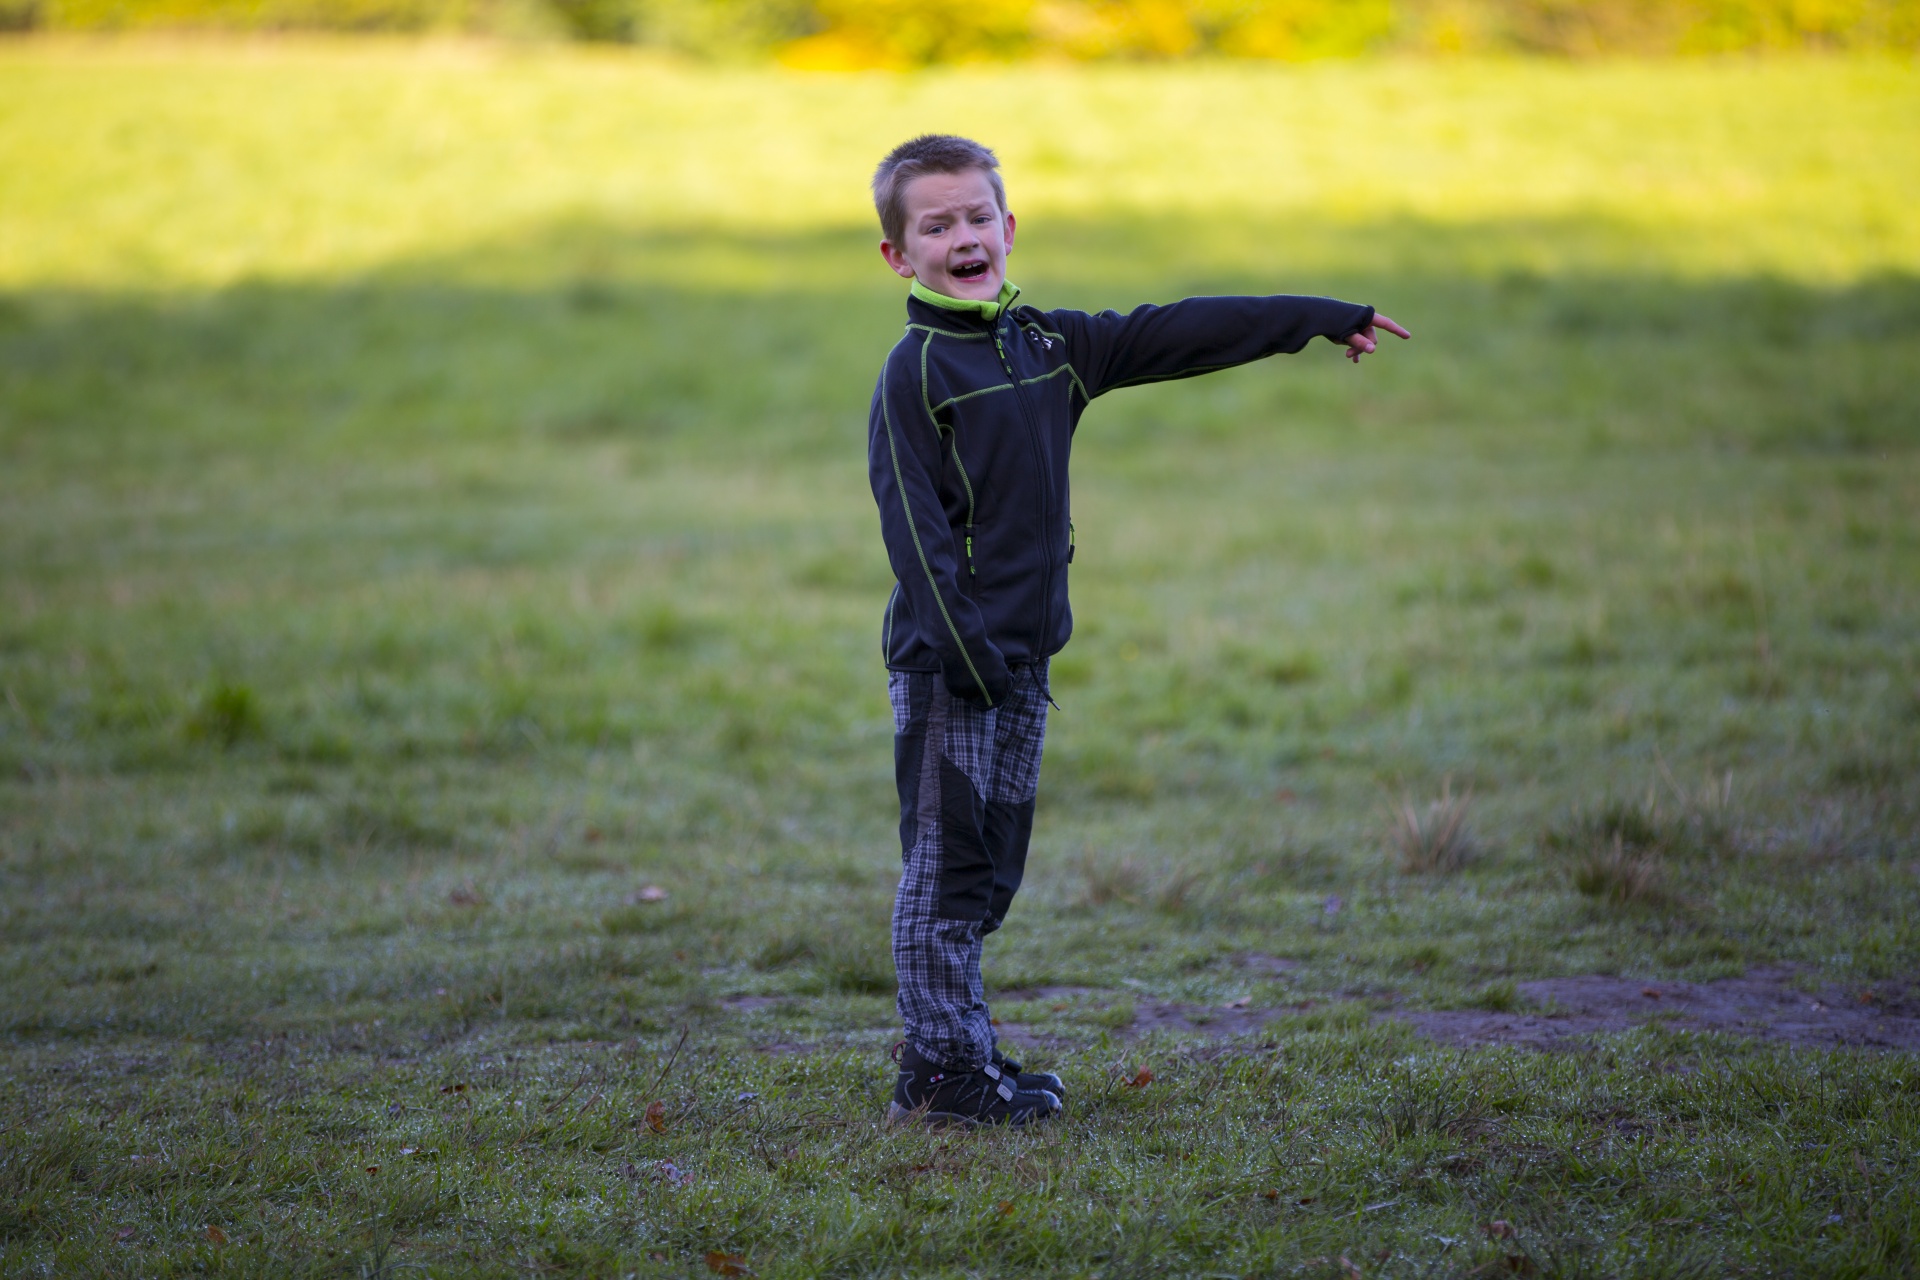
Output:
top-left (910, 278), bottom-right (1020, 320)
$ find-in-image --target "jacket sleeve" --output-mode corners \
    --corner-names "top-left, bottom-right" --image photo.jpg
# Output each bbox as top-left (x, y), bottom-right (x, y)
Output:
top-left (1049, 294), bottom-right (1375, 400)
top-left (868, 352), bottom-right (1014, 709)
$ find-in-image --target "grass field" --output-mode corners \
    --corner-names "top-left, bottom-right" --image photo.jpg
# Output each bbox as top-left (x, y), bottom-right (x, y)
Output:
top-left (3, 40), bottom-right (1919, 1277)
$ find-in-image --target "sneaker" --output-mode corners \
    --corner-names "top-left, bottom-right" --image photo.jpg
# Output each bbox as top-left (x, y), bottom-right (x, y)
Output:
top-left (992, 1048), bottom-right (1066, 1098)
top-left (886, 1041), bottom-right (1062, 1128)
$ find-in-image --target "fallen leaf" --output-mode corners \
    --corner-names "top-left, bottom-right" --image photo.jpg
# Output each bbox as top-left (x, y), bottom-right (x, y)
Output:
top-left (705, 1251), bottom-right (750, 1276)
top-left (113, 1226), bottom-right (135, 1242)
top-left (440, 1082), bottom-right (468, 1094)
top-left (1123, 1066), bottom-right (1154, 1088)
top-left (1337, 1254), bottom-right (1362, 1279)
top-left (630, 885), bottom-right (669, 903)
top-left (1260, 1189), bottom-right (1280, 1201)
top-left (1859, 989), bottom-right (1878, 1005)
top-left (645, 1100), bottom-right (668, 1133)
top-left (989, 1017), bottom-right (1001, 1026)
top-left (364, 1165), bottom-right (380, 1176)
top-left (995, 1200), bottom-right (1014, 1216)
top-left (449, 884), bottom-right (484, 907)
top-left (1375, 1249), bottom-right (1392, 1262)
top-left (584, 826), bottom-right (603, 842)
top-left (1297, 1196), bottom-right (1316, 1205)
top-left (1641, 987), bottom-right (1661, 999)
top-left (204, 1226), bottom-right (228, 1245)
top-left (1484, 1219), bottom-right (1517, 1240)
top-left (1503, 1255), bottom-right (1537, 1275)
top-left (1223, 996), bottom-right (1252, 1010)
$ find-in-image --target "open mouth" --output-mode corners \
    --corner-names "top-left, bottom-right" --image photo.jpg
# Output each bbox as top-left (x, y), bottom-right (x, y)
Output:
top-left (952, 260), bottom-right (989, 280)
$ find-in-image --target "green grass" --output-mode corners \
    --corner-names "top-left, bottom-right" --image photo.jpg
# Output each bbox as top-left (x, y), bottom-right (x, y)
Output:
top-left (2, 40), bottom-right (1918, 1277)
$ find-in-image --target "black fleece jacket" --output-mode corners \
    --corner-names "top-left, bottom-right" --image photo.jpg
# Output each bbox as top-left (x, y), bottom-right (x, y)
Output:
top-left (868, 285), bottom-right (1375, 708)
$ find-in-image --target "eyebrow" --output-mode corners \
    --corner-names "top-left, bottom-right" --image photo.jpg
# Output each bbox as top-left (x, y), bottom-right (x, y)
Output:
top-left (918, 201), bottom-right (995, 225)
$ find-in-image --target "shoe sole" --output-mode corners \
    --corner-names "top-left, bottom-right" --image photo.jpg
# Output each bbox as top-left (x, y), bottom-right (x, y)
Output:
top-left (884, 1099), bottom-right (1061, 1129)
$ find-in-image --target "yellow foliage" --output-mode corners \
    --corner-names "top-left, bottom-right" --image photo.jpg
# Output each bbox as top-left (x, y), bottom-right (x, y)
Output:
top-left (806, 0), bottom-right (1038, 63)
top-left (788, 0), bottom-right (1917, 62)
top-left (793, 0), bottom-right (1398, 61)
top-left (22, 0), bottom-right (1920, 54)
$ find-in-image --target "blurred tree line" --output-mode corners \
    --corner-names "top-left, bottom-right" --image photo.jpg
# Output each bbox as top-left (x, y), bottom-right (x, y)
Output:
top-left (7, 0), bottom-right (1916, 58)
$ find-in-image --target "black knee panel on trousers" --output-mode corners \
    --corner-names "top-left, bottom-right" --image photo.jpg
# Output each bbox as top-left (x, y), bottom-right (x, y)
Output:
top-left (980, 798), bottom-right (1035, 933)
top-left (936, 757), bottom-right (995, 921)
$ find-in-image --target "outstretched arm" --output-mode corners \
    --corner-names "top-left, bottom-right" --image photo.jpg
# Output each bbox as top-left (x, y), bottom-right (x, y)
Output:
top-left (1049, 294), bottom-right (1392, 399)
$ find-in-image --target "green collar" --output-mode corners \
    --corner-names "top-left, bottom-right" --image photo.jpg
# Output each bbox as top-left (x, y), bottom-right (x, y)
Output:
top-left (910, 278), bottom-right (1020, 321)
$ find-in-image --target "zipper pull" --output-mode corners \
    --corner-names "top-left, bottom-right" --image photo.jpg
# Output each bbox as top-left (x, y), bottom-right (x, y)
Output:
top-left (1067, 520), bottom-right (1076, 564)
top-left (965, 531), bottom-right (975, 576)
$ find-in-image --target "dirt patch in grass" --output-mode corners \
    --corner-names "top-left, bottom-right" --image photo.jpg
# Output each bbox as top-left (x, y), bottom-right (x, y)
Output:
top-left (989, 984), bottom-right (1323, 1050)
top-left (732, 969), bottom-right (1920, 1054)
top-left (1391, 967), bottom-right (1920, 1052)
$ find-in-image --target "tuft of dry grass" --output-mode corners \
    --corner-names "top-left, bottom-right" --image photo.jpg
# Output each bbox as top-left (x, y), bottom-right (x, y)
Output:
top-left (1072, 848), bottom-right (1149, 906)
top-left (1569, 833), bottom-right (1667, 905)
top-left (1388, 778), bottom-right (1477, 874)
top-left (1070, 849), bottom-right (1202, 912)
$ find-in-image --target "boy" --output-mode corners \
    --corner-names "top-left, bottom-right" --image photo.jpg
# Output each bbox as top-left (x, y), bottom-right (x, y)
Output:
top-left (868, 134), bottom-right (1407, 1127)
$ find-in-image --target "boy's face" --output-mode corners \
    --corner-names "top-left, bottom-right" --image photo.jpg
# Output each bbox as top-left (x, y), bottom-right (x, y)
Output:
top-left (879, 168), bottom-right (1015, 301)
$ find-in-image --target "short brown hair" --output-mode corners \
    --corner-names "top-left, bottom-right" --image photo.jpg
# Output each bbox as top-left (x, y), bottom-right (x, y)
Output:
top-left (872, 134), bottom-right (1007, 245)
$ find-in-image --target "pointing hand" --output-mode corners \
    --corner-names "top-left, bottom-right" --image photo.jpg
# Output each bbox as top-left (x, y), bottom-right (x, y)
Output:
top-left (1344, 313), bottom-right (1410, 363)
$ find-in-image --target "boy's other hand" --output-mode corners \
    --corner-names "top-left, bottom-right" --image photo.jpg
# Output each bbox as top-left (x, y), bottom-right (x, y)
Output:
top-left (1344, 313), bottom-right (1410, 363)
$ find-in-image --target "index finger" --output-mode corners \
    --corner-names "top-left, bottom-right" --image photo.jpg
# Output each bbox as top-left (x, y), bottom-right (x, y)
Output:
top-left (1370, 313), bottom-right (1411, 340)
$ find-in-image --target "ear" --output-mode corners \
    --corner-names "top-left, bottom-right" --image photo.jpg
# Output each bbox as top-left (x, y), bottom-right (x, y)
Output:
top-left (878, 239), bottom-right (916, 281)
top-left (1002, 210), bottom-right (1016, 256)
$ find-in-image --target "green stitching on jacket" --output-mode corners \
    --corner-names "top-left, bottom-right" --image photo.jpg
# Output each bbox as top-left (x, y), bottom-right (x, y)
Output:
top-left (1021, 363), bottom-right (1088, 402)
top-left (930, 382), bottom-right (1015, 414)
top-left (927, 360), bottom-right (1085, 415)
top-left (1013, 321), bottom-right (1090, 401)
top-left (881, 362), bottom-right (993, 706)
top-left (919, 331), bottom-right (938, 427)
top-left (919, 331), bottom-right (978, 548)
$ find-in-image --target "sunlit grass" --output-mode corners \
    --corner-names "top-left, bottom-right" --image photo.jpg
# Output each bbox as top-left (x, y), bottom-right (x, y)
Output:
top-left (1, 41), bottom-right (1917, 287)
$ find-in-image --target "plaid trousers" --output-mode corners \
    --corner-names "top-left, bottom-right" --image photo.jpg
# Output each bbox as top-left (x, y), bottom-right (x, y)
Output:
top-left (888, 662), bottom-right (1050, 1072)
